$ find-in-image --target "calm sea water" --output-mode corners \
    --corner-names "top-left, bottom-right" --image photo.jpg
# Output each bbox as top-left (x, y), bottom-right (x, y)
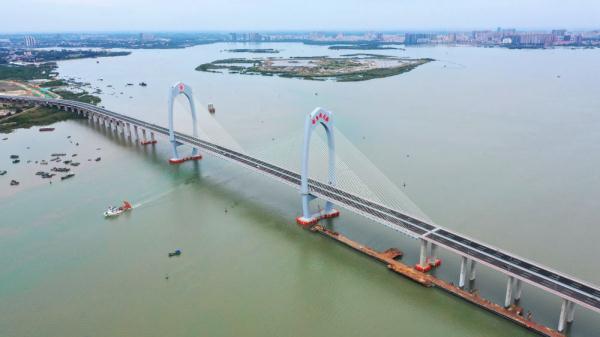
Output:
top-left (1, 43), bottom-right (599, 337)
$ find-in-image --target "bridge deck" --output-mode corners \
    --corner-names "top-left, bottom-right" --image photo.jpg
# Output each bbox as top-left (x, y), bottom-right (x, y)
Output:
top-left (2, 95), bottom-right (599, 314)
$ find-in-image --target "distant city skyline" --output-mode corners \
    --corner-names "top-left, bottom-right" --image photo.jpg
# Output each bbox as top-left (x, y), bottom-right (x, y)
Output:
top-left (1, 0), bottom-right (599, 33)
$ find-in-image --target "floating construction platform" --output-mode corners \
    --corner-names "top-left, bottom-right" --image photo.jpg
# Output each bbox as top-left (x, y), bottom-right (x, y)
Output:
top-left (310, 224), bottom-right (565, 337)
top-left (140, 139), bottom-right (157, 145)
top-left (168, 154), bottom-right (202, 164)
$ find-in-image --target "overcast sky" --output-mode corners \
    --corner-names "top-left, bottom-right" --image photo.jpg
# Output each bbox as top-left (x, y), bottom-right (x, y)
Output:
top-left (1, 0), bottom-right (599, 33)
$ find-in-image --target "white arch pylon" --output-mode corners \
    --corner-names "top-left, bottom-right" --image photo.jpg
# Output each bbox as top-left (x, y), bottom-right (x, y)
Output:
top-left (167, 82), bottom-right (202, 164)
top-left (296, 107), bottom-right (340, 227)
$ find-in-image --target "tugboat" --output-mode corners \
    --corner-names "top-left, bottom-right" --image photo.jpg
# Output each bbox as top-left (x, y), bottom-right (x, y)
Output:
top-left (10, 179), bottom-right (19, 186)
top-left (103, 201), bottom-right (133, 217)
top-left (139, 82), bottom-right (147, 87)
top-left (208, 103), bottom-right (216, 114)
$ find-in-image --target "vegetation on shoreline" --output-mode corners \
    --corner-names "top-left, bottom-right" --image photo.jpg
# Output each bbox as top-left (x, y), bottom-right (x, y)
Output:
top-left (0, 63), bottom-right (58, 80)
top-left (226, 48), bottom-right (280, 53)
top-left (53, 89), bottom-right (101, 105)
top-left (328, 43), bottom-right (403, 50)
top-left (42, 79), bottom-right (68, 87)
top-left (5, 49), bottom-right (131, 63)
top-left (0, 60), bottom-right (102, 132)
top-left (0, 105), bottom-right (84, 133)
top-left (196, 55), bottom-right (432, 82)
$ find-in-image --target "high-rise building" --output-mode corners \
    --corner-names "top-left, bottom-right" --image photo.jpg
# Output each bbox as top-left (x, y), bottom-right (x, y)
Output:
top-left (404, 33), bottom-right (434, 45)
top-left (248, 33), bottom-right (262, 42)
top-left (24, 36), bottom-right (36, 48)
top-left (139, 33), bottom-right (155, 41)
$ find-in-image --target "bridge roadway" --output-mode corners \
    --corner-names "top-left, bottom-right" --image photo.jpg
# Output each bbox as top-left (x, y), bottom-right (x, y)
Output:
top-left (3, 95), bottom-right (600, 315)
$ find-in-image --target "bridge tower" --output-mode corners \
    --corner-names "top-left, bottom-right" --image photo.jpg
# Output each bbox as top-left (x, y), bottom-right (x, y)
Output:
top-left (167, 82), bottom-right (202, 164)
top-left (296, 107), bottom-right (340, 227)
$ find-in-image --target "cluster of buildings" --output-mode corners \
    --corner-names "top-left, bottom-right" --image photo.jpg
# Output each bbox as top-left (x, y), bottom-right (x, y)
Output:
top-left (0, 30), bottom-right (598, 51)
top-left (229, 32), bottom-right (272, 42)
top-left (228, 29), bottom-right (599, 48)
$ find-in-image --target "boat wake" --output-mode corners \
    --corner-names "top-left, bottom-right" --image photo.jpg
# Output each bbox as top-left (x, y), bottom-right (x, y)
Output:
top-left (132, 188), bottom-right (177, 209)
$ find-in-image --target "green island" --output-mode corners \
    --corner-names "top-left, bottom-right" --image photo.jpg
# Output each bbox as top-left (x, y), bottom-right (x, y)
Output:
top-left (225, 48), bottom-right (280, 53)
top-left (195, 54), bottom-right (432, 82)
top-left (0, 63), bottom-right (101, 133)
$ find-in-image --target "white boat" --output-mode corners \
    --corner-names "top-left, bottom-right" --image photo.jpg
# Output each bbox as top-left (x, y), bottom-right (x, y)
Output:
top-left (103, 201), bottom-right (132, 217)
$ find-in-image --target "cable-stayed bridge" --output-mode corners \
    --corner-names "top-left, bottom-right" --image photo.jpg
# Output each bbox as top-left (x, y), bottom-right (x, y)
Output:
top-left (2, 84), bottom-right (599, 336)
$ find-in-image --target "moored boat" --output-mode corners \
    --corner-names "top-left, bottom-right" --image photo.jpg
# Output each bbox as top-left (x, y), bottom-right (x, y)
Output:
top-left (61, 173), bottom-right (75, 180)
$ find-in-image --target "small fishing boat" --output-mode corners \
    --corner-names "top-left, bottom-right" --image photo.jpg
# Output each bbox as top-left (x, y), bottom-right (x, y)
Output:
top-left (208, 103), bottom-right (216, 114)
top-left (0, 170), bottom-right (6, 176)
top-left (61, 173), bottom-right (75, 180)
top-left (103, 201), bottom-right (132, 217)
top-left (39, 127), bottom-right (55, 132)
top-left (10, 180), bottom-right (19, 186)
top-left (168, 249), bottom-right (182, 257)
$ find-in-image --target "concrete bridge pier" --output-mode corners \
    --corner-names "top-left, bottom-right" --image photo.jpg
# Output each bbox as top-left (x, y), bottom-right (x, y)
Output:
top-left (469, 260), bottom-right (477, 282)
top-left (558, 299), bottom-right (569, 332)
top-left (504, 276), bottom-right (515, 307)
top-left (558, 299), bottom-right (576, 332)
top-left (459, 257), bottom-right (477, 289)
top-left (296, 107), bottom-right (339, 227)
top-left (513, 279), bottom-right (523, 303)
top-left (133, 125), bottom-right (139, 140)
top-left (417, 239), bottom-right (429, 272)
top-left (141, 129), bottom-right (147, 142)
top-left (459, 256), bottom-right (468, 288)
top-left (167, 82), bottom-right (201, 163)
top-left (415, 240), bottom-right (442, 272)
